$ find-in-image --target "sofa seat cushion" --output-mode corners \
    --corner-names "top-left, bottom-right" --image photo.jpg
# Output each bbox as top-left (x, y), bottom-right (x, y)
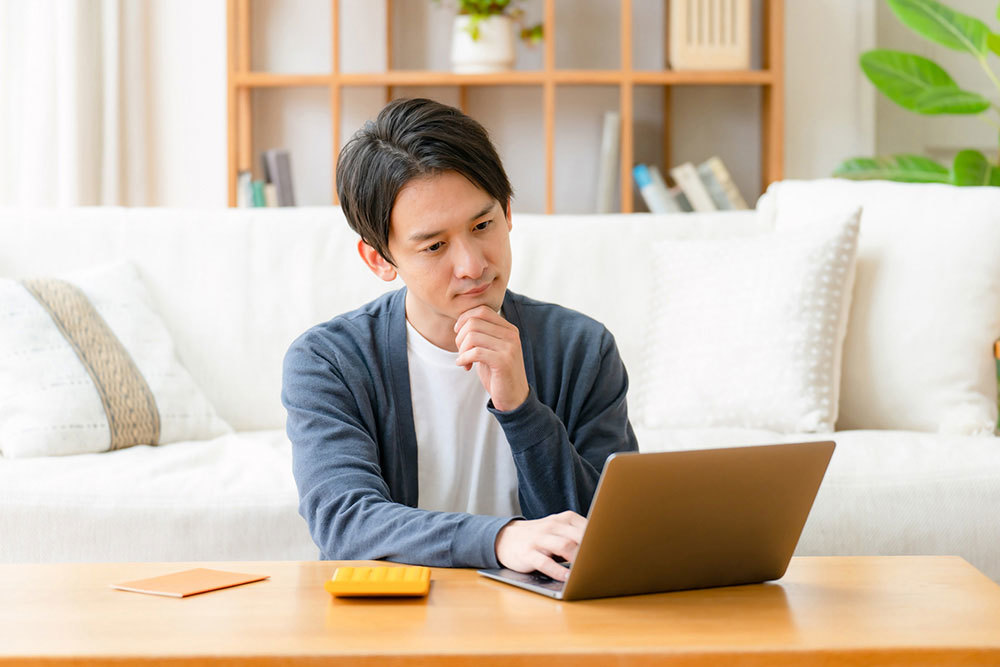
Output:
top-left (634, 426), bottom-right (1000, 582)
top-left (0, 431), bottom-right (317, 562)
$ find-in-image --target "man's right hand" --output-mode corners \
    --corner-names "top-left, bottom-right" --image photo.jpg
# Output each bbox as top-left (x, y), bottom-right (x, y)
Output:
top-left (494, 511), bottom-right (588, 582)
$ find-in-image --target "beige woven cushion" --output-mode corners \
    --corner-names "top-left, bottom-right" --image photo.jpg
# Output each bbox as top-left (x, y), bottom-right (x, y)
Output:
top-left (0, 261), bottom-right (232, 458)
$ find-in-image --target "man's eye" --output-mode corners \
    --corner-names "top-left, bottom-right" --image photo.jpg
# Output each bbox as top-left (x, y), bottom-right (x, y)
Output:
top-left (475, 220), bottom-right (492, 231)
top-left (425, 242), bottom-right (443, 253)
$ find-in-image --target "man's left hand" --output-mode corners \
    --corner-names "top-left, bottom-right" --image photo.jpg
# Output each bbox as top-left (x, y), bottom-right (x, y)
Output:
top-left (454, 305), bottom-right (529, 412)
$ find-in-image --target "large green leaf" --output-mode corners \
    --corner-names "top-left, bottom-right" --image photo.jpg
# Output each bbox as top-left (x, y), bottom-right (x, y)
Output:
top-left (989, 33), bottom-right (1000, 57)
top-left (860, 50), bottom-right (991, 114)
top-left (833, 155), bottom-right (951, 183)
top-left (952, 149), bottom-right (995, 185)
top-left (992, 167), bottom-right (1000, 186)
top-left (888, 0), bottom-right (989, 56)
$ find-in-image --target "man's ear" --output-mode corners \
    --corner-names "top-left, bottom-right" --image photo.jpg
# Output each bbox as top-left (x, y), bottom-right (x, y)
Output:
top-left (357, 239), bottom-right (397, 282)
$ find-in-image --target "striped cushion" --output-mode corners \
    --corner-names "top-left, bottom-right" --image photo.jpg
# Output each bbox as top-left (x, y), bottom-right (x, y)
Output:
top-left (0, 261), bottom-right (231, 458)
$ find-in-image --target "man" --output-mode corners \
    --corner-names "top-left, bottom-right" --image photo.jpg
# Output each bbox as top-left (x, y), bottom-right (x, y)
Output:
top-left (282, 97), bottom-right (637, 582)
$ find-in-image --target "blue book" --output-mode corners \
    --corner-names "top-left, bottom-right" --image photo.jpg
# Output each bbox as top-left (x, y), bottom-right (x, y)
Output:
top-left (251, 180), bottom-right (266, 207)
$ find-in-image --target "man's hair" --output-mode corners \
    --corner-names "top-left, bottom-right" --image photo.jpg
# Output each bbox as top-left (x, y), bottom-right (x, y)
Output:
top-left (336, 97), bottom-right (513, 264)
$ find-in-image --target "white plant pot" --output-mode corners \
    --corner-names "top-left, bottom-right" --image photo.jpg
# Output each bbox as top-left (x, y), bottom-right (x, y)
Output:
top-left (450, 15), bottom-right (515, 74)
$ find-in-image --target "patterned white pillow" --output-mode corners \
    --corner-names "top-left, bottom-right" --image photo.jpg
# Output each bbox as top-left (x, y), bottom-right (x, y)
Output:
top-left (0, 261), bottom-right (232, 458)
top-left (633, 209), bottom-right (861, 433)
top-left (761, 179), bottom-right (1000, 435)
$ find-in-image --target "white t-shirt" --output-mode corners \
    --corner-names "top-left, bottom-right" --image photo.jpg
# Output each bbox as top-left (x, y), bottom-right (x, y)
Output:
top-left (406, 319), bottom-right (521, 517)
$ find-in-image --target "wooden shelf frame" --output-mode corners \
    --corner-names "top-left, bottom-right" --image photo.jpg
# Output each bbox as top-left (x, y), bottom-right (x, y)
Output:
top-left (227, 0), bottom-right (784, 212)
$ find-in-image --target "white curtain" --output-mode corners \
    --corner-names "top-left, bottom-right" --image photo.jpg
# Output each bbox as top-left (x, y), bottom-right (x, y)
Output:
top-left (0, 0), bottom-right (150, 206)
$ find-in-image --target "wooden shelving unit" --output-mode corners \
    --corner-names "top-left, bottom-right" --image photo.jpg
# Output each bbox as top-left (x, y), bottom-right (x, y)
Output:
top-left (227, 0), bottom-right (784, 213)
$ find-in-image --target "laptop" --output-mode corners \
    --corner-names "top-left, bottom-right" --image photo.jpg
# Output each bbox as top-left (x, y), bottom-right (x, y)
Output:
top-left (478, 440), bottom-right (835, 601)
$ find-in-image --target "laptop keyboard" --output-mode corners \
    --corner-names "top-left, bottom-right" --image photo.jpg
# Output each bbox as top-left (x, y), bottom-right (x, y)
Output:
top-left (497, 567), bottom-right (568, 592)
top-left (529, 572), bottom-right (565, 591)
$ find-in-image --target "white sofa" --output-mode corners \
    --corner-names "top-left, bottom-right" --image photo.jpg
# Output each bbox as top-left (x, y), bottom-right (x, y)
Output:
top-left (2, 179), bottom-right (999, 581)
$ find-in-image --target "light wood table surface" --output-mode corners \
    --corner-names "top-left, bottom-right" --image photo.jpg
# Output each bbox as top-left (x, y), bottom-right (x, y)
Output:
top-left (2, 556), bottom-right (999, 666)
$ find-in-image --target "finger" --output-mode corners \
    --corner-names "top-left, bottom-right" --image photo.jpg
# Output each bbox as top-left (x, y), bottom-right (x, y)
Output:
top-left (537, 534), bottom-right (581, 565)
top-left (531, 552), bottom-right (571, 582)
top-left (455, 317), bottom-right (511, 347)
top-left (559, 510), bottom-right (589, 532)
top-left (545, 519), bottom-right (586, 547)
top-left (456, 331), bottom-right (504, 358)
top-left (455, 346), bottom-right (502, 370)
top-left (454, 305), bottom-right (505, 333)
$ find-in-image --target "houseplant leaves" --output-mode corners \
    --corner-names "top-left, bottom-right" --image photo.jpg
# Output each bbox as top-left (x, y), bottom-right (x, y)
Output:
top-left (860, 50), bottom-right (990, 114)
top-left (833, 155), bottom-right (951, 182)
top-left (952, 149), bottom-right (1000, 185)
top-left (887, 0), bottom-right (990, 57)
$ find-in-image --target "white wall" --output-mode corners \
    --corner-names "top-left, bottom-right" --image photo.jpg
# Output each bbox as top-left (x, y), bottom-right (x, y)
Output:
top-left (784, 0), bottom-right (875, 180)
top-left (145, 0), bottom-right (227, 207)
top-left (153, 0), bottom-right (881, 209)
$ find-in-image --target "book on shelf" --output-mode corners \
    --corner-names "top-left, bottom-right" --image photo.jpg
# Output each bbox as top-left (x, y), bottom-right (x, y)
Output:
top-left (596, 111), bottom-right (621, 213)
top-left (251, 180), bottom-right (266, 207)
top-left (697, 156), bottom-right (749, 210)
top-left (261, 148), bottom-right (297, 207)
top-left (237, 171), bottom-right (252, 207)
top-left (633, 164), bottom-right (680, 214)
top-left (696, 161), bottom-right (734, 210)
top-left (671, 187), bottom-right (694, 212)
top-left (649, 165), bottom-right (693, 212)
top-left (263, 183), bottom-right (278, 207)
top-left (669, 162), bottom-right (717, 212)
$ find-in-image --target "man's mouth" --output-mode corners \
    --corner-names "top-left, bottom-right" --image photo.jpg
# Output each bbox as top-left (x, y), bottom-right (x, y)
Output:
top-left (458, 280), bottom-right (492, 297)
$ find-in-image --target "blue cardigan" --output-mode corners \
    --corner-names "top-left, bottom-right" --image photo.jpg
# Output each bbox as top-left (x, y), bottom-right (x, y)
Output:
top-left (281, 288), bottom-right (638, 568)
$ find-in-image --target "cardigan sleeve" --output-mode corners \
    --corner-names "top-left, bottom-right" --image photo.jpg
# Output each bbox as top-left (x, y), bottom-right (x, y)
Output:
top-left (282, 331), bottom-right (514, 568)
top-left (487, 327), bottom-right (638, 519)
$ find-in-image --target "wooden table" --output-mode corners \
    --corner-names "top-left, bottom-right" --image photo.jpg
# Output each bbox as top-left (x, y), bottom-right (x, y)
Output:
top-left (2, 556), bottom-right (1000, 666)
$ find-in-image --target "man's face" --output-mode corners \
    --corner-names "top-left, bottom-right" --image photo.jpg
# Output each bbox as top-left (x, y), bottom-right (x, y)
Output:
top-left (384, 170), bottom-right (512, 329)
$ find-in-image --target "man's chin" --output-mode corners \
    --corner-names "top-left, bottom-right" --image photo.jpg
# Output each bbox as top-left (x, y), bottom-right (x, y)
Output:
top-left (453, 284), bottom-right (505, 313)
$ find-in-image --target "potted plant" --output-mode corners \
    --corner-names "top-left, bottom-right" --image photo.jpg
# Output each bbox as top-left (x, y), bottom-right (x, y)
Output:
top-left (436, 0), bottom-right (544, 74)
top-left (834, 0), bottom-right (1000, 186)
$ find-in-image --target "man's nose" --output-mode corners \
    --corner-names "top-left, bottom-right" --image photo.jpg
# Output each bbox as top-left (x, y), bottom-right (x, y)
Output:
top-left (453, 238), bottom-right (487, 280)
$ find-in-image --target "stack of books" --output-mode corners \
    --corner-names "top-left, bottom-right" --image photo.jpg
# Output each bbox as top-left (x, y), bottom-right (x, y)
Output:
top-left (237, 149), bottom-right (296, 207)
top-left (633, 156), bottom-right (749, 214)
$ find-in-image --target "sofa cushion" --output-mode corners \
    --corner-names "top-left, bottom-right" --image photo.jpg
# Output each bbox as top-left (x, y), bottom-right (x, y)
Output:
top-left (632, 208), bottom-right (860, 432)
top-left (0, 261), bottom-right (231, 458)
top-left (759, 179), bottom-right (1000, 435)
top-left (0, 430), bottom-right (317, 562)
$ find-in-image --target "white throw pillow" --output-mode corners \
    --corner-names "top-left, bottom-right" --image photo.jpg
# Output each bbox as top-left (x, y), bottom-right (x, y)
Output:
top-left (0, 261), bottom-right (232, 458)
top-left (633, 209), bottom-right (860, 433)
top-left (760, 179), bottom-right (1000, 435)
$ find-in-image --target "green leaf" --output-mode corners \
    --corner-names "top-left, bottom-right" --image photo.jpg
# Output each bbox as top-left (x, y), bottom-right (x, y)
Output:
top-left (989, 32), bottom-right (1000, 57)
top-left (952, 149), bottom-right (994, 185)
top-left (833, 155), bottom-right (951, 183)
top-left (860, 50), bottom-right (991, 114)
top-left (991, 166), bottom-right (1000, 186)
top-left (888, 0), bottom-right (990, 56)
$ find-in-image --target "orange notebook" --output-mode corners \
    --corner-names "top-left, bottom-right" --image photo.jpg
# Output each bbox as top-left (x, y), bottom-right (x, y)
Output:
top-left (111, 568), bottom-right (269, 598)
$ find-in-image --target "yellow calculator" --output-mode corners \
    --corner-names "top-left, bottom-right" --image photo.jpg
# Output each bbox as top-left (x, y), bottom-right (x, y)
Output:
top-left (324, 565), bottom-right (431, 598)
